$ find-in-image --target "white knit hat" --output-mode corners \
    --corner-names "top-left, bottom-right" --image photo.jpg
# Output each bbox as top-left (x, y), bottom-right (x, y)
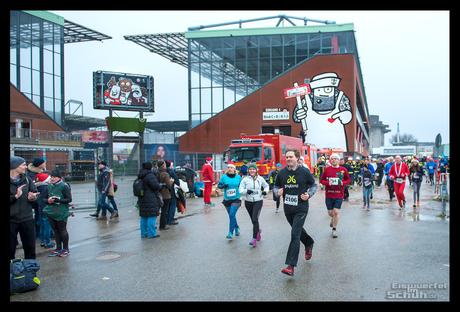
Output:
top-left (309, 72), bottom-right (341, 89)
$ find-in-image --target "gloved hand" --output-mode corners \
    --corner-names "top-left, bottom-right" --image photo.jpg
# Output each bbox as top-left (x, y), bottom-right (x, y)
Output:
top-left (247, 189), bottom-right (254, 195)
top-left (262, 191), bottom-right (267, 196)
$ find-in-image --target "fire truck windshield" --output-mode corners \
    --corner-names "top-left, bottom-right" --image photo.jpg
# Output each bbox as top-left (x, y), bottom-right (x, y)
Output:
top-left (229, 147), bottom-right (261, 162)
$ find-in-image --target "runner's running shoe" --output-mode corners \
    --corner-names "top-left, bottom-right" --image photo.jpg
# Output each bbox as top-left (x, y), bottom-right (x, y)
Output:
top-left (58, 249), bottom-right (70, 257)
top-left (332, 230), bottom-right (338, 238)
top-left (281, 265), bottom-right (294, 276)
top-left (48, 249), bottom-right (62, 257)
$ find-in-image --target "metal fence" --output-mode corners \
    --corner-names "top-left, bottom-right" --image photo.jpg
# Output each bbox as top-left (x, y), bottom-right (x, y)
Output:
top-left (142, 150), bottom-right (224, 173)
top-left (10, 127), bottom-right (82, 143)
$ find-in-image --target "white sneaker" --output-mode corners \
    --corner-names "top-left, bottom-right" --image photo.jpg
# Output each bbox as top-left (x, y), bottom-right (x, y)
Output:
top-left (332, 230), bottom-right (338, 238)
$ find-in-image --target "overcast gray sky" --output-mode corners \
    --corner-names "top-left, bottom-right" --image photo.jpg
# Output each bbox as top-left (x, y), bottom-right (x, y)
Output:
top-left (52, 10), bottom-right (450, 144)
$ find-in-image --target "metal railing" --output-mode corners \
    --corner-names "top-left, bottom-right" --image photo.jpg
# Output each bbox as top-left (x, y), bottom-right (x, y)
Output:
top-left (10, 127), bottom-right (82, 143)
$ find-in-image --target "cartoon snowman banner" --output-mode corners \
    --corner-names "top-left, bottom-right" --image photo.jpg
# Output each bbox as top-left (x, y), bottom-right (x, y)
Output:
top-left (292, 72), bottom-right (352, 150)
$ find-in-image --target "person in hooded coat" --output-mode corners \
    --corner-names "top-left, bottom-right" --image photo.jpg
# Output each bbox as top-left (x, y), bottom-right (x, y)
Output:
top-left (137, 162), bottom-right (161, 238)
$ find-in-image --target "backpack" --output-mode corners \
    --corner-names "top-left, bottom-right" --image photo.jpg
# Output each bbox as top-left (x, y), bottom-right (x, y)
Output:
top-left (133, 178), bottom-right (144, 197)
top-left (10, 259), bottom-right (41, 295)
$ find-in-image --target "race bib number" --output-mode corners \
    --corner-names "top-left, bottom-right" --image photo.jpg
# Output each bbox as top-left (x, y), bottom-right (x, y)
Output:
top-left (429, 166), bottom-right (433, 170)
top-left (395, 178), bottom-right (404, 183)
top-left (375, 173), bottom-right (379, 176)
top-left (329, 177), bottom-right (340, 186)
top-left (284, 194), bottom-right (299, 206)
top-left (364, 178), bottom-right (371, 187)
top-left (413, 173), bottom-right (418, 178)
top-left (226, 189), bottom-right (236, 197)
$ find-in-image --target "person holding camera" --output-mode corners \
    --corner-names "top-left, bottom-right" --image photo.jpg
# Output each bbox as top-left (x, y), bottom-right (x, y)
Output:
top-left (239, 163), bottom-right (269, 248)
top-left (10, 156), bottom-right (40, 260)
top-left (43, 169), bottom-right (72, 257)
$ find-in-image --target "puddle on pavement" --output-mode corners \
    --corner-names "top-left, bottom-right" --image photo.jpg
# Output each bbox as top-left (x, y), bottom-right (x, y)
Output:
top-left (402, 211), bottom-right (449, 222)
top-left (96, 251), bottom-right (122, 261)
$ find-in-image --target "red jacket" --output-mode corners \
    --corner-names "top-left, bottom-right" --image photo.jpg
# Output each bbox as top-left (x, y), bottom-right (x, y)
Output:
top-left (389, 162), bottom-right (410, 184)
top-left (201, 163), bottom-right (214, 183)
top-left (320, 166), bottom-right (351, 199)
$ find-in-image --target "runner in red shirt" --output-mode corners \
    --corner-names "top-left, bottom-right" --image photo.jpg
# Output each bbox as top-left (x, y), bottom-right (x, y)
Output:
top-left (389, 155), bottom-right (410, 210)
top-left (320, 153), bottom-right (351, 238)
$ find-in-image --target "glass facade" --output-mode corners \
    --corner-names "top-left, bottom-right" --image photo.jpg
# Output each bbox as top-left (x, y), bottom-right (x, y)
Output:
top-left (10, 11), bottom-right (64, 125)
top-left (188, 30), bottom-right (356, 128)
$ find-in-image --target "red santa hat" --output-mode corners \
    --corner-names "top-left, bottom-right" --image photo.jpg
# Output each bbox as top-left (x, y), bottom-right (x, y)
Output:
top-left (206, 157), bottom-right (212, 162)
top-left (36, 172), bottom-right (51, 183)
top-left (226, 161), bottom-right (236, 169)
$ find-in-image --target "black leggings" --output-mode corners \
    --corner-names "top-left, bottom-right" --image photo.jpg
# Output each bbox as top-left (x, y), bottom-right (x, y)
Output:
top-left (272, 191), bottom-right (281, 208)
top-left (48, 217), bottom-right (69, 250)
top-left (245, 200), bottom-right (263, 239)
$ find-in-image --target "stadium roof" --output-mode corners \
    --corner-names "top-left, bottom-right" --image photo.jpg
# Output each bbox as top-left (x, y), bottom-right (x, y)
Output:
top-left (123, 16), bottom-right (348, 69)
top-left (63, 19), bottom-right (112, 44)
top-left (21, 11), bottom-right (112, 44)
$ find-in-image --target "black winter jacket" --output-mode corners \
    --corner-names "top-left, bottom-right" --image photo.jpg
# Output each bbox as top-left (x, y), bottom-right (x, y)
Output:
top-left (97, 167), bottom-right (111, 193)
top-left (137, 168), bottom-right (161, 217)
top-left (10, 174), bottom-right (37, 223)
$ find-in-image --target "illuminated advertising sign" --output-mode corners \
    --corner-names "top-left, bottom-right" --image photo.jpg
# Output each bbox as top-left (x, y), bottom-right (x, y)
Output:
top-left (93, 71), bottom-right (154, 112)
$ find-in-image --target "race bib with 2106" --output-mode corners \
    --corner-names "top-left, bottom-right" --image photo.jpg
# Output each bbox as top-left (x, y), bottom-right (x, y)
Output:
top-left (284, 194), bottom-right (299, 206)
top-left (395, 178), bottom-right (404, 183)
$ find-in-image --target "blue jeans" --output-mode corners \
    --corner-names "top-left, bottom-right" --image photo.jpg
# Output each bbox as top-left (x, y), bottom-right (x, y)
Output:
top-left (108, 195), bottom-right (118, 211)
top-left (39, 215), bottom-right (52, 245)
top-left (167, 195), bottom-right (177, 225)
top-left (224, 200), bottom-right (241, 235)
top-left (363, 187), bottom-right (372, 207)
top-left (140, 216), bottom-right (157, 238)
top-left (98, 192), bottom-right (114, 216)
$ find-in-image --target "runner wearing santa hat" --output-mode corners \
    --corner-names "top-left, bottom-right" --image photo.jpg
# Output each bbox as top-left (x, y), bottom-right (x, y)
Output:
top-left (35, 172), bottom-right (55, 249)
top-left (201, 157), bottom-right (215, 207)
top-left (389, 155), bottom-right (410, 210)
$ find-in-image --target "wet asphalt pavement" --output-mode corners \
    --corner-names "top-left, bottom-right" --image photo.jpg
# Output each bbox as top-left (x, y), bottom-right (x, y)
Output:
top-left (11, 177), bottom-right (449, 301)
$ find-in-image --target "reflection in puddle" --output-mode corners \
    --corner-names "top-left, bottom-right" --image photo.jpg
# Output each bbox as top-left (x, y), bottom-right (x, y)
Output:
top-left (404, 211), bottom-right (447, 222)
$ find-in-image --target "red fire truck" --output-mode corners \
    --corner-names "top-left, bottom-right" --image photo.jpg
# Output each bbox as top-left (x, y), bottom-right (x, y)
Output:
top-left (224, 134), bottom-right (317, 178)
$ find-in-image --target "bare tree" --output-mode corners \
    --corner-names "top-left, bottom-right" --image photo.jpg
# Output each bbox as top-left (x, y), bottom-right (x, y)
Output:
top-left (390, 133), bottom-right (418, 145)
